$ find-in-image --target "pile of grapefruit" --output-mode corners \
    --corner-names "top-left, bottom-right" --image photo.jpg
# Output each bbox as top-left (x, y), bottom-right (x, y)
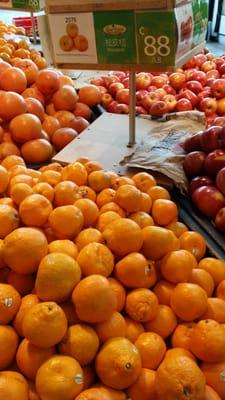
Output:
top-left (0, 155), bottom-right (224, 399)
top-left (0, 21), bottom-right (102, 163)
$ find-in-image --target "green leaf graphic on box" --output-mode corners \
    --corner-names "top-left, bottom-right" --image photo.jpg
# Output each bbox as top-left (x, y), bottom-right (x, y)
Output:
top-left (192, 0), bottom-right (208, 46)
top-left (136, 11), bottom-right (176, 67)
top-left (94, 11), bottom-right (136, 65)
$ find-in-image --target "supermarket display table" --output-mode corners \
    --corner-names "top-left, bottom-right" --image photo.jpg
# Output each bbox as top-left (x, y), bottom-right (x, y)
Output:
top-left (53, 112), bottom-right (172, 188)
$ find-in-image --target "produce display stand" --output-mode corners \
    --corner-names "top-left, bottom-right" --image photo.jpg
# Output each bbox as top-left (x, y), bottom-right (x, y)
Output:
top-left (45, 0), bottom-right (208, 155)
top-left (0, 0), bottom-right (44, 43)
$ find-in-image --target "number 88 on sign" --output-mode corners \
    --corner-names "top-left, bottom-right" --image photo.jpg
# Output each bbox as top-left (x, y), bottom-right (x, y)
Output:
top-left (136, 11), bottom-right (176, 67)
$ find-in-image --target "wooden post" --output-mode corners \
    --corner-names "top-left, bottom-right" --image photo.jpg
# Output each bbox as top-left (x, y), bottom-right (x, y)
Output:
top-left (128, 71), bottom-right (136, 147)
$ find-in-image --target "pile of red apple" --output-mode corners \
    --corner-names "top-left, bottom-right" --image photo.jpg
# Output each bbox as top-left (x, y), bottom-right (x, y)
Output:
top-left (90, 51), bottom-right (225, 124)
top-left (183, 125), bottom-right (225, 234)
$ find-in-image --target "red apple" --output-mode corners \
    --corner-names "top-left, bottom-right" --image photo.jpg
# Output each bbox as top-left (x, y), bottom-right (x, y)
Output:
top-left (213, 116), bottom-right (225, 126)
top-left (199, 97), bottom-right (218, 116)
top-left (192, 185), bottom-right (225, 218)
top-left (206, 69), bottom-right (220, 80)
top-left (136, 72), bottom-right (152, 90)
top-left (135, 105), bottom-right (147, 115)
top-left (183, 151), bottom-right (206, 177)
top-left (122, 77), bottom-right (129, 88)
top-left (154, 88), bottom-right (167, 99)
top-left (200, 125), bottom-right (222, 152)
top-left (214, 58), bottom-right (225, 69)
top-left (205, 149), bottom-right (225, 175)
top-left (201, 60), bottom-right (217, 73)
top-left (116, 89), bottom-right (129, 105)
top-left (147, 85), bottom-right (157, 92)
top-left (200, 85), bottom-right (212, 94)
top-left (161, 73), bottom-right (169, 81)
top-left (98, 86), bottom-right (108, 95)
top-left (188, 71), bottom-right (206, 86)
top-left (189, 176), bottom-right (214, 196)
top-left (183, 132), bottom-right (202, 153)
top-left (219, 63), bottom-right (225, 75)
top-left (90, 77), bottom-right (105, 86)
top-left (106, 100), bottom-right (119, 113)
top-left (183, 58), bottom-right (196, 69)
top-left (175, 98), bottom-right (193, 112)
top-left (186, 80), bottom-right (203, 94)
top-left (216, 167), bottom-right (225, 195)
top-left (211, 79), bottom-right (225, 99)
top-left (205, 79), bottom-right (216, 89)
top-left (112, 71), bottom-right (126, 80)
top-left (201, 85), bottom-right (212, 93)
top-left (218, 126), bottom-right (225, 146)
top-left (150, 101), bottom-right (168, 116)
top-left (101, 93), bottom-right (114, 108)
top-left (215, 207), bottom-right (225, 233)
top-left (136, 90), bottom-right (148, 105)
top-left (206, 113), bottom-right (219, 127)
top-left (141, 92), bottom-right (160, 111)
top-left (206, 52), bottom-right (215, 61)
top-left (194, 54), bottom-right (207, 67)
top-left (164, 94), bottom-right (177, 112)
top-left (175, 68), bottom-right (184, 73)
top-left (114, 103), bottom-right (129, 114)
top-left (108, 82), bottom-right (125, 96)
top-left (197, 90), bottom-right (212, 103)
top-left (185, 68), bottom-right (200, 81)
top-left (169, 72), bottom-right (186, 90)
top-left (178, 89), bottom-right (199, 107)
top-left (151, 75), bottom-right (168, 88)
top-left (162, 84), bottom-right (176, 95)
top-left (217, 98), bottom-right (225, 116)
top-left (104, 75), bottom-right (120, 87)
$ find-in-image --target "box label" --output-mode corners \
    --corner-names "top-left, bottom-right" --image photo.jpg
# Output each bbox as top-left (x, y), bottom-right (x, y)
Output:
top-left (136, 11), bottom-right (176, 67)
top-left (94, 11), bottom-right (136, 64)
top-left (192, 0), bottom-right (208, 47)
top-left (12, 0), bottom-right (40, 10)
top-left (48, 13), bottom-right (98, 64)
top-left (175, 3), bottom-right (193, 58)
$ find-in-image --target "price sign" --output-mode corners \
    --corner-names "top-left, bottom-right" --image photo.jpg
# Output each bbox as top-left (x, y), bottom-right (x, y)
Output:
top-left (136, 10), bottom-right (176, 67)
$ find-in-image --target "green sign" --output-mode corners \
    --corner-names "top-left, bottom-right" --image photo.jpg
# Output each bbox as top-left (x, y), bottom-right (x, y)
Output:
top-left (135, 11), bottom-right (176, 67)
top-left (94, 11), bottom-right (136, 64)
top-left (12, 0), bottom-right (40, 10)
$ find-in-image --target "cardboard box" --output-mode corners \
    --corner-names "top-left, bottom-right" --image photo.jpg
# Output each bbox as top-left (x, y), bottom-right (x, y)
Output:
top-left (48, 2), bottom-right (207, 71)
top-left (45, 0), bottom-right (193, 13)
top-left (0, 0), bottom-right (12, 8)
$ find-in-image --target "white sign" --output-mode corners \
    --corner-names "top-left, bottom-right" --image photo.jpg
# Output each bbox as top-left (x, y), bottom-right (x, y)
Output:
top-left (48, 13), bottom-right (98, 64)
